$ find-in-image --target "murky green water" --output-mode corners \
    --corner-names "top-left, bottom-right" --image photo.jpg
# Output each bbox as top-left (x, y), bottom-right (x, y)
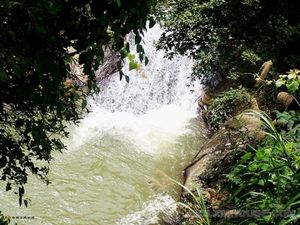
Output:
top-left (1, 115), bottom-right (205, 225)
top-left (0, 25), bottom-right (206, 225)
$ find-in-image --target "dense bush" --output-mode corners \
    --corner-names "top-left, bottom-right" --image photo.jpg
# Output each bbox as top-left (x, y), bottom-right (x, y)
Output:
top-left (227, 111), bottom-right (300, 224)
top-left (203, 88), bottom-right (252, 130)
top-left (157, 0), bottom-right (300, 86)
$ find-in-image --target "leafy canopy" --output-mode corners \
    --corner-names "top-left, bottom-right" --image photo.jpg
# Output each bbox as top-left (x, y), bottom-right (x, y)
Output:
top-left (0, 0), bottom-right (157, 205)
top-left (157, 0), bottom-right (300, 86)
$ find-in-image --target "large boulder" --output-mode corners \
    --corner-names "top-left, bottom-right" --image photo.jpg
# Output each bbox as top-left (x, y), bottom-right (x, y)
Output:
top-left (184, 126), bottom-right (247, 190)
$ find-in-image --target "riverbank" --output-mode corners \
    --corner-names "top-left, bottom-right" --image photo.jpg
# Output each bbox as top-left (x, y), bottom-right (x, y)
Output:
top-left (180, 72), bottom-right (300, 224)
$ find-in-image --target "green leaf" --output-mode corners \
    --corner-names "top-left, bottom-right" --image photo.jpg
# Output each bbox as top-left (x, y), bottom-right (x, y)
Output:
top-left (145, 56), bottom-right (149, 66)
top-left (119, 71), bottom-right (124, 80)
top-left (287, 80), bottom-right (299, 93)
top-left (135, 34), bottom-right (142, 44)
top-left (129, 61), bottom-right (138, 70)
top-left (276, 111), bottom-right (291, 125)
top-left (128, 53), bottom-right (135, 61)
top-left (139, 53), bottom-right (143, 63)
top-left (258, 179), bottom-right (265, 186)
top-left (115, 0), bottom-right (121, 7)
top-left (19, 186), bottom-right (24, 206)
top-left (263, 214), bottom-right (272, 222)
top-left (249, 162), bottom-right (258, 171)
top-left (241, 152), bottom-right (252, 162)
top-left (7, 1), bottom-right (22, 7)
top-left (275, 79), bottom-right (285, 88)
top-left (5, 183), bottom-right (11, 192)
top-left (73, 92), bottom-right (80, 101)
top-left (120, 48), bottom-right (128, 59)
top-left (137, 44), bottom-right (144, 53)
top-left (125, 42), bottom-right (130, 52)
top-left (125, 75), bottom-right (129, 83)
top-left (256, 150), bottom-right (265, 160)
top-left (0, 156), bottom-right (7, 168)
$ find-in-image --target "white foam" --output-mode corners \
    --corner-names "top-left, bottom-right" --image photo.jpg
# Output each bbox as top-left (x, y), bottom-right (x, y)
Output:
top-left (117, 194), bottom-right (177, 225)
top-left (65, 25), bottom-right (202, 153)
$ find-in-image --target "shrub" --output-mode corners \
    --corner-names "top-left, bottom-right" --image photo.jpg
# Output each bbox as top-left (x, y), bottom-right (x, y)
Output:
top-left (157, 0), bottom-right (300, 87)
top-left (275, 69), bottom-right (300, 94)
top-left (226, 110), bottom-right (300, 225)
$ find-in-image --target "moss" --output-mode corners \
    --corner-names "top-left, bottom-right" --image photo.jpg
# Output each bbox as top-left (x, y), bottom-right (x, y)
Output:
top-left (203, 88), bottom-right (252, 130)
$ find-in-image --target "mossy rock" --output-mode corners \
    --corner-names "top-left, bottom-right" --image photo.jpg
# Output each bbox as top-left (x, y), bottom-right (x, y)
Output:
top-left (203, 88), bottom-right (252, 130)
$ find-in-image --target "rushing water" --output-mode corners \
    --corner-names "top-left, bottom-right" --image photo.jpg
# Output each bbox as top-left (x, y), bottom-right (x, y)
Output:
top-left (0, 26), bottom-right (206, 225)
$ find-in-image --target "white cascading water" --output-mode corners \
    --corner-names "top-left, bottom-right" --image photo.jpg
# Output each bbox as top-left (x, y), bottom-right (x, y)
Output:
top-left (0, 25), bottom-right (205, 225)
top-left (68, 25), bottom-right (202, 152)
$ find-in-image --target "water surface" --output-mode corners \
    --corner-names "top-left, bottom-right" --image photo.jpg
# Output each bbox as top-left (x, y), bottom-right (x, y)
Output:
top-left (0, 25), bottom-right (206, 225)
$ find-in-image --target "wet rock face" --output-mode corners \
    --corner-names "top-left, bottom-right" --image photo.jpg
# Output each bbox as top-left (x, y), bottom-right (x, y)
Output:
top-left (185, 129), bottom-right (240, 188)
top-left (184, 124), bottom-right (253, 190)
top-left (67, 45), bottom-right (120, 86)
top-left (95, 47), bottom-right (120, 83)
top-left (178, 124), bottom-right (254, 225)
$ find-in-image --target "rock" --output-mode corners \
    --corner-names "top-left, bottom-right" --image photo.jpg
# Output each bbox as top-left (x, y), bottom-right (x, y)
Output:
top-left (184, 127), bottom-right (247, 190)
top-left (277, 92), bottom-right (300, 109)
top-left (66, 45), bottom-right (120, 86)
top-left (186, 96), bottom-right (262, 190)
top-left (198, 89), bottom-right (213, 110)
top-left (183, 111), bottom-right (262, 189)
top-left (181, 90), bottom-right (265, 225)
top-left (256, 60), bottom-right (273, 84)
top-left (95, 46), bottom-right (120, 83)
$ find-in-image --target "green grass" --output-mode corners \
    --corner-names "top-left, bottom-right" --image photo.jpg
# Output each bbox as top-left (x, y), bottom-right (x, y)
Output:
top-left (226, 110), bottom-right (300, 225)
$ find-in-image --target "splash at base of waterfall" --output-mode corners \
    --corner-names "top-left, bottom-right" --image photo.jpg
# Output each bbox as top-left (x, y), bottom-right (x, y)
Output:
top-left (117, 194), bottom-right (177, 225)
top-left (0, 25), bottom-right (205, 225)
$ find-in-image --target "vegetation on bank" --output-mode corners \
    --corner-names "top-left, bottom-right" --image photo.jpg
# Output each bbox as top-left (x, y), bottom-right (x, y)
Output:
top-left (226, 110), bottom-right (300, 224)
top-left (157, 0), bottom-right (300, 87)
top-left (179, 68), bottom-right (300, 225)
top-left (202, 88), bottom-right (252, 130)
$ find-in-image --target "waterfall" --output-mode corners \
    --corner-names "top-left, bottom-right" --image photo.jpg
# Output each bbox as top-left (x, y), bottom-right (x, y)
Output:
top-left (0, 25), bottom-right (205, 225)
top-left (94, 25), bottom-right (200, 114)
top-left (66, 25), bottom-right (202, 150)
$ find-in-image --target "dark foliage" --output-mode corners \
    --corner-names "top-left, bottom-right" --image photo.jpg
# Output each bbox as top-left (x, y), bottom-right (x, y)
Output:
top-left (0, 0), bottom-right (157, 205)
top-left (157, 0), bottom-right (300, 86)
